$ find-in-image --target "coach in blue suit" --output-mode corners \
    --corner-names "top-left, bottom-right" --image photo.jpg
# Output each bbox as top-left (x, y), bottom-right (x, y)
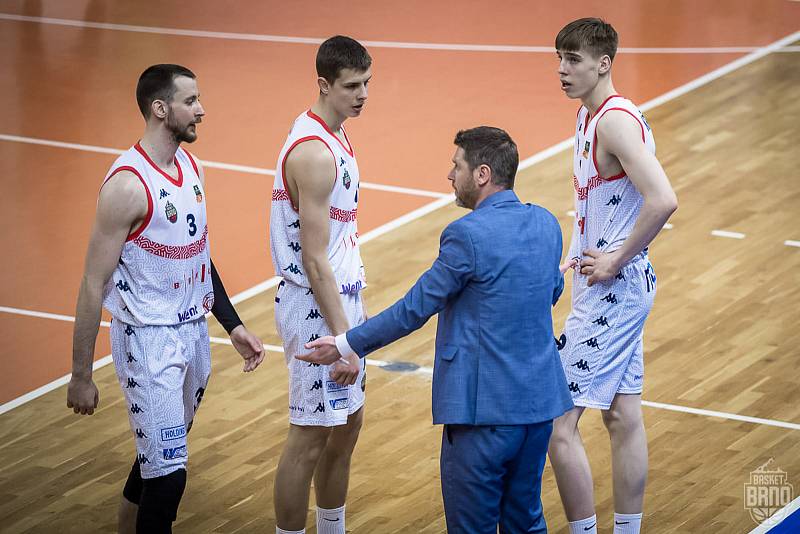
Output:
top-left (298, 126), bottom-right (574, 533)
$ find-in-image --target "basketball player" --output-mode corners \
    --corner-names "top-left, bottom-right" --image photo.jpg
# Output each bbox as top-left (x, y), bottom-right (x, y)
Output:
top-left (269, 36), bottom-right (371, 534)
top-left (66, 64), bottom-right (265, 534)
top-left (547, 18), bottom-right (678, 534)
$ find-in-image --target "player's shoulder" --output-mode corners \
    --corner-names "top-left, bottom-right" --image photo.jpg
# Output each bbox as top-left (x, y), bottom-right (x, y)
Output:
top-left (285, 137), bottom-right (335, 168)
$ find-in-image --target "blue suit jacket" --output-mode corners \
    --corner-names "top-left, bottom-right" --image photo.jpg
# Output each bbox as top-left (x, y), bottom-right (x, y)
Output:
top-left (347, 190), bottom-right (574, 425)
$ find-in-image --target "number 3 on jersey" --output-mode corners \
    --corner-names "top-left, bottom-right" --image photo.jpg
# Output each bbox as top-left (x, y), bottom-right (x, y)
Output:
top-left (187, 213), bottom-right (197, 236)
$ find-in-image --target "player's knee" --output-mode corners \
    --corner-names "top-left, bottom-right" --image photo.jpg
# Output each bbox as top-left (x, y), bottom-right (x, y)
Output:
top-left (602, 406), bottom-right (642, 435)
top-left (549, 417), bottom-right (579, 449)
top-left (136, 468), bottom-right (187, 533)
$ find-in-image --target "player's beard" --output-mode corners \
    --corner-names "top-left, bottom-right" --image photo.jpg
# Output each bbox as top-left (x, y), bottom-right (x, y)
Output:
top-left (454, 178), bottom-right (478, 209)
top-left (166, 107), bottom-right (197, 144)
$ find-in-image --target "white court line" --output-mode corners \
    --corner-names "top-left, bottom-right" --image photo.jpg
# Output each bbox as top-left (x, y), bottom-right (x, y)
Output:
top-left (2, 302), bottom-right (796, 430)
top-left (712, 229), bottom-right (746, 239)
top-left (1, 13), bottom-right (798, 55)
top-left (748, 494), bottom-right (800, 533)
top-left (641, 400), bottom-right (800, 431)
top-left (784, 240), bottom-right (800, 248)
top-left (0, 134), bottom-right (448, 200)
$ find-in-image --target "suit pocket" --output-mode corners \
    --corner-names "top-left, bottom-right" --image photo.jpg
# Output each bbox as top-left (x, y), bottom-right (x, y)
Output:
top-left (438, 345), bottom-right (458, 361)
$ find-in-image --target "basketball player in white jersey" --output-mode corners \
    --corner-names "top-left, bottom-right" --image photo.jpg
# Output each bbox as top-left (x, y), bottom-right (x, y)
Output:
top-left (270, 36), bottom-right (371, 534)
top-left (547, 19), bottom-right (678, 534)
top-left (66, 64), bottom-right (265, 534)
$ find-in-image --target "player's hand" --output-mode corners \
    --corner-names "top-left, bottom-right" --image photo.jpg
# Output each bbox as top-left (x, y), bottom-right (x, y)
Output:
top-left (297, 335), bottom-right (341, 365)
top-left (230, 325), bottom-right (265, 372)
top-left (329, 353), bottom-right (360, 386)
top-left (67, 376), bottom-right (99, 415)
top-left (580, 249), bottom-right (621, 287)
top-left (559, 258), bottom-right (579, 274)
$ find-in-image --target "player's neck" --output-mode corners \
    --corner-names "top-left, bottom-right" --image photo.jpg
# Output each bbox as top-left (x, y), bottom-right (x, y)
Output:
top-left (311, 99), bottom-right (346, 134)
top-left (582, 78), bottom-right (617, 117)
top-left (139, 127), bottom-right (180, 169)
top-left (139, 127), bottom-right (180, 168)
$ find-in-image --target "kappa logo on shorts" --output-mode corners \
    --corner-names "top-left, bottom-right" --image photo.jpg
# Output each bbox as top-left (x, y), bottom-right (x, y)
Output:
top-left (596, 238), bottom-right (608, 248)
top-left (116, 280), bottom-right (131, 292)
top-left (288, 219), bottom-right (300, 228)
top-left (126, 352), bottom-right (137, 363)
top-left (125, 378), bottom-right (140, 389)
top-left (310, 380), bottom-right (323, 391)
top-left (326, 380), bottom-right (347, 393)
top-left (137, 453), bottom-right (149, 465)
top-left (305, 287), bottom-right (314, 295)
top-left (571, 359), bottom-right (591, 372)
top-left (592, 316), bottom-right (610, 327)
top-left (124, 325), bottom-right (136, 336)
top-left (329, 398), bottom-right (348, 410)
top-left (307, 362), bottom-right (321, 367)
top-left (615, 271), bottom-right (626, 281)
top-left (601, 293), bottom-right (618, 304)
top-left (313, 402), bottom-right (326, 413)
top-left (130, 403), bottom-right (144, 414)
top-left (284, 263), bottom-right (302, 275)
top-left (306, 309), bottom-right (323, 320)
top-left (160, 425), bottom-right (186, 442)
top-left (555, 333), bottom-right (567, 351)
top-left (308, 334), bottom-right (320, 343)
top-left (582, 337), bottom-right (602, 349)
top-left (288, 241), bottom-right (301, 252)
top-left (135, 428), bottom-right (148, 439)
top-left (568, 382), bottom-right (582, 393)
top-left (162, 445), bottom-right (187, 460)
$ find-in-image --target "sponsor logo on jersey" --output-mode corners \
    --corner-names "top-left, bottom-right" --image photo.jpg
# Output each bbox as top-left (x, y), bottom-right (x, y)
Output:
top-left (165, 201), bottom-right (178, 223)
top-left (162, 445), bottom-right (187, 460)
top-left (193, 184), bottom-right (203, 203)
top-left (160, 425), bottom-right (186, 441)
top-left (177, 304), bottom-right (199, 323)
top-left (340, 280), bottom-right (363, 295)
top-left (202, 291), bottom-right (215, 312)
top-left (329, 398), bottom-right (348, 410)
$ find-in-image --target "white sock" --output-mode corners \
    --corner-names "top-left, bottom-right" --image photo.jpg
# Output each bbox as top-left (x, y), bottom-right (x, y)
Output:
top-left (316, 505), bottom-right (345, 534)
top-left (276, 528), bottom-right (305, 534)
top-left (614, 512), bottom-right (642, 534)
top-left (569, 514), bottom-right (597, 534)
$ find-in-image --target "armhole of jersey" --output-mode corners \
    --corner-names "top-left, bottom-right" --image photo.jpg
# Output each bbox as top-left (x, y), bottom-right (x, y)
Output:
top-left (280, 135), bottom-right (338, 212)
top-left (592, 107), bottom-right (645, 181)
top-left (100, 166), bottom-right (154, 242)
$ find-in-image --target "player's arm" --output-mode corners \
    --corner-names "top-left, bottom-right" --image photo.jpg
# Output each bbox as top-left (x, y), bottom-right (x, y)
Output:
top-left (582, 112), bottom-right (678, 285)
top-left (287, 141), bottom-right (351, 336)
top-left (68, 171), bottom-right (147, 415)
top-left (195, 159), bottom-right (265, 372)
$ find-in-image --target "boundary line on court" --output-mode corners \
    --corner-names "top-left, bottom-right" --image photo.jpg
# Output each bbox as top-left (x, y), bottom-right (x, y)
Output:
top-left (1, 13), bottom-right (799, 54)
top-left (4, 304), bottom-right (800, 433)
top-left (0, 133), bottom-right (449, 200)
top-left (748, 495), bottom-right (800, 533)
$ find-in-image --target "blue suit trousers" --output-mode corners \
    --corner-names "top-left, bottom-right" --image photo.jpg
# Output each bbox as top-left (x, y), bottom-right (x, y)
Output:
top-left (440, 421), bottom-right (553, 533)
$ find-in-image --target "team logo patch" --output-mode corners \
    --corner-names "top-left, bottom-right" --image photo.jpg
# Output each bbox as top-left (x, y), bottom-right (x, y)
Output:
top-left (202, 291), bottom-right (215, 312)
top-left (193, 184), bottom-right (203, 203)
top-left (164, 201), bottom-right (178, 223)
top-left (342, 169), bottom-right (351, 189)
top-left (582, 141), bottom-right (590, 159)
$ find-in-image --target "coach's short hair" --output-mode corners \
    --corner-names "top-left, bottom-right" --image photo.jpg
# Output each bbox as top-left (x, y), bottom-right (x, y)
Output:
top-left (555, 18), bottom-right (618, 63)
top-left (136, 64), bottom-right (196, 119)
top-left (454, 127), bottom-right (519, 189)
top-left (316, 36), bottom-right (372, 84)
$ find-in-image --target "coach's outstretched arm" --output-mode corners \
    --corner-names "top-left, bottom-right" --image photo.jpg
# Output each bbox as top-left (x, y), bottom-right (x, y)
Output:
top-left (297, 219), bottom-right (474, 373)
top-left (68, 171), bottom-right (147, 416)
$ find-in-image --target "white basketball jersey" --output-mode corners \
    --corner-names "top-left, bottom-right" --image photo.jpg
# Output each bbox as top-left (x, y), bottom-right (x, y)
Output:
top-left (270, 110), bottom-right (366, 294)
top-left (102, 143), bottom-right (213, 326)
top-left (568, 95), bottom-right (656, 263)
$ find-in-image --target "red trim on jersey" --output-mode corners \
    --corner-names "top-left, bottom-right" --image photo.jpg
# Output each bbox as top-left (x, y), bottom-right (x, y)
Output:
top-left (306, 110), bottom-right (354, 156)
top-left (183, 148), bottom-right (200, 177)
top-left (133, 225), bottom-right (208, 259)
top-left (279, 135), bottom-right (337, 212)
top-left (583, 94), bottom-right (621, 135)
top-left (134, 142), bottom-right (184, 187)
top-left (591, 106), bottom-right (645, 182)
top-left (329, 206), bottom-right (357, 222)
top-left (101, 166), bottom-right (154, 242)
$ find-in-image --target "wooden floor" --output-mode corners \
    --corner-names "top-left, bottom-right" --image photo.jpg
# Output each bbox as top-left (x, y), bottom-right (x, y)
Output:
top-left (1, 2), bottom-right (799, 533)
